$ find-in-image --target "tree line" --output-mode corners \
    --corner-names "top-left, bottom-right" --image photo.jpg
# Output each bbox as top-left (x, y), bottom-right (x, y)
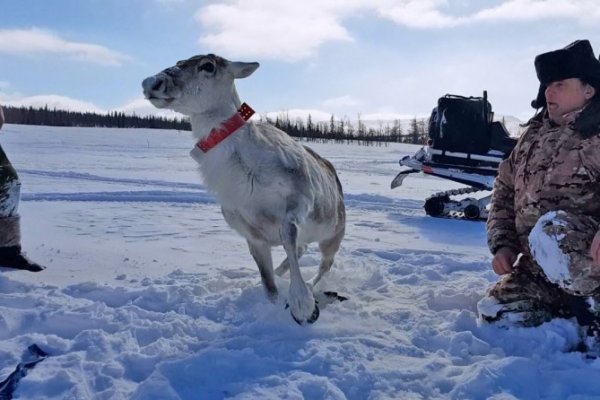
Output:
top-left (2, 105), bottom-right (191, 130)
top-left (265, 113), bottom-right (428, 145)
top-left (2, 105), bottom-right (430, 145)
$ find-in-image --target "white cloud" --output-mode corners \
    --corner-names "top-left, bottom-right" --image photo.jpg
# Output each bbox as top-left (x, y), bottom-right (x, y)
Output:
top-left (321, 95), bottom-right (361, 108)
top-left (376, 0), bottom-right (600, 28)
top-left (116, 98), bottom-right (187, 118)
top-left (0, 94), bottom-right (188, 119)
top-left (2, 95), bottom-right (106, 114)
top-left (194, 0), bottom-right (600, 62)
top-left (375, 0), bottom-right (461, 29)
top-left (195, 0), bottom-right (356, 61)
top-left (471, 0), bottom-right (600, 23)
top-left (194, 0), bottom-right (463, 60)
top-left (0, 28), bottom-right (131, 66)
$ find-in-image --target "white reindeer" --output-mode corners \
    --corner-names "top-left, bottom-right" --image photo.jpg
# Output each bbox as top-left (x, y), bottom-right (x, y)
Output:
top-left (142, 54), bottom-right (345, 324)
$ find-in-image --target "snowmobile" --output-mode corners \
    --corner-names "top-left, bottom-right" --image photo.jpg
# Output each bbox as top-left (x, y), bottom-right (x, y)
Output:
top-left (391, 91), bottom-right (517, 220)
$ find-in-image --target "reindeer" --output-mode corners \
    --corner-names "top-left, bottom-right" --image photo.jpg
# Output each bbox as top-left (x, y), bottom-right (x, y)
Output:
top-left (142, 54), bottom-right (345, 324)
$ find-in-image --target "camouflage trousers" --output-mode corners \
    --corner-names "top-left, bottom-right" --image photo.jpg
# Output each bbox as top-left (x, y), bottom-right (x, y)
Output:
top-left (479, 210), bottom-right (600, 328)
top-left (0, 143), bottom-right (21, 218)
top-left (477, 264), bottom-right (590, 327)
top-left (529, 210), bottom-right (600, 295)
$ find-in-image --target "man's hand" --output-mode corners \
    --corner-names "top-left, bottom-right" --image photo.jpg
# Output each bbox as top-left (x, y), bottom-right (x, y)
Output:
top-left (492, 246), bottom-right (518, 275)
top-left (591, 230), bottom-right (600, 268)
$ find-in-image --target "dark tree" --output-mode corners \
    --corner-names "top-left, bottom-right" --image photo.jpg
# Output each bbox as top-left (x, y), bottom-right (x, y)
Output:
top-left (2, 105), bottom-right (191, 131)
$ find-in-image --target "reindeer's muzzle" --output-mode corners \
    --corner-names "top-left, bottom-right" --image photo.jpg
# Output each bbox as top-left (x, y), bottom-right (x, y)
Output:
top-left (142, 71), bottom-right (180, 106)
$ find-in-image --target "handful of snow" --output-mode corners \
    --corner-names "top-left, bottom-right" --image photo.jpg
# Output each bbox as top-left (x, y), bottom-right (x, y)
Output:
top-left (529, 210), bottom-right (570, 286)
top-left (529, 210), bottom-right (600, 294)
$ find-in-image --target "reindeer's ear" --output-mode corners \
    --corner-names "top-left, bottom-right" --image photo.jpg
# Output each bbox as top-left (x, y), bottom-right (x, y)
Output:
top-left (230, 61), bottom-right (259, 79)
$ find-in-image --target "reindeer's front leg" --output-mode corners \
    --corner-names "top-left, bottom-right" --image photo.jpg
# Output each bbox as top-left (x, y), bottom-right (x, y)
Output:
top-left (280, 216), bottom-right (319, 324)
top-left (247, 240), bottom-right (278, 302)
top-left (274, 244), bottom-right (307, 277)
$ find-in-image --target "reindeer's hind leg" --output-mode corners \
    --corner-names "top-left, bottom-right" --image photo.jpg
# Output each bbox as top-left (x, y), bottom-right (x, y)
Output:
top-left (308, 229), bottom-right (344, 288)
top-left (280, 217), bottom-right (318, 324)
top-left (247, 240), bottom-right (278, 302)
top-left (274, 244), bottom-right (307, 277)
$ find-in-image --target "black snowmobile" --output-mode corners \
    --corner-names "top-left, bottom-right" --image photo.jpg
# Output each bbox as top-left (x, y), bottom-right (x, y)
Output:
top-left (391, 91), bottom-right (517, 220)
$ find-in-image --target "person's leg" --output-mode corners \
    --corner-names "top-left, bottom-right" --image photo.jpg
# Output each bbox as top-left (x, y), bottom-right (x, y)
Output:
top-left (528, 211), bottom-right (600, 345)
top-left (478, 265), bottom-right (573, 327)
top-left (0, 145), bottom-right (44, 272)
top-left (529, 210), bottom-right (600, 295)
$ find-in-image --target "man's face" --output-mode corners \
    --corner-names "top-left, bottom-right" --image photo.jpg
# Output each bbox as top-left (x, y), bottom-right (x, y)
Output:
top-left (545, 78), bottom-right (594, 124)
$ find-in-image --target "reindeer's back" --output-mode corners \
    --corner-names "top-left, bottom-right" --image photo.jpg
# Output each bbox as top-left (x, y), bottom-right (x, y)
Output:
top-left (247, 123), bottom-right (340, 188)
top-left (228, 122), bottom-right (341, 205)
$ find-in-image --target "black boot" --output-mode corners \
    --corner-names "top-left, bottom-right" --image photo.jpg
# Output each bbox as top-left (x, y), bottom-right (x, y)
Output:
top-left (0, 246), bottom-right (45, 272)
top-left (562, 293), bottom-right (600, 356)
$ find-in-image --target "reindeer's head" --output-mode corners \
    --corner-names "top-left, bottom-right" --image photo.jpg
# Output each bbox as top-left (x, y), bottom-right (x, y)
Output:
top-left (142, 54), bottom-right (259, 116)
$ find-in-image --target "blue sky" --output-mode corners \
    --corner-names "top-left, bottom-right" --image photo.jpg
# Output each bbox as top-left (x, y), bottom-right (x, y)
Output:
top-left (0, 0), bottom-right (599, 122)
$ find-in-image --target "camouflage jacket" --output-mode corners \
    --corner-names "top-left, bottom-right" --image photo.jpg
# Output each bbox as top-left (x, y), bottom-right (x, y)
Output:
top-left (487, 109), bottom-right (600, 258)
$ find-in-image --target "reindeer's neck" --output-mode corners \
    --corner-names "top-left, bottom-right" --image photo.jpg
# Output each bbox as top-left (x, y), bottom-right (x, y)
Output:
top-left (190, 86), bottom-right (243, 139)
top-left (190, 103), bottom-right (240, 140)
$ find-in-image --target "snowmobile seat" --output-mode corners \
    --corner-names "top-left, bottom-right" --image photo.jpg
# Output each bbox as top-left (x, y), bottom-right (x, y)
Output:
top-left (428, 121), bottom-right (515, 167)
top-left (427, 91), bottom-right (515, 167)
top-left (429, 93), bottom-right (492, 155)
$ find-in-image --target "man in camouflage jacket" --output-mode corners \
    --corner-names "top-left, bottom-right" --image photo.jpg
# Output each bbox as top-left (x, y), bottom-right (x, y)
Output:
top-left (0, 105), bottom-right (44, 272)
top-left (478, 40), bottom-right (600, 331)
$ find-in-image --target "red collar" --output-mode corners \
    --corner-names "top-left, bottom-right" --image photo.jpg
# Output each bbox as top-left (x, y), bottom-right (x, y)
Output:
top-left (195, 103), bottom-right (255, 153)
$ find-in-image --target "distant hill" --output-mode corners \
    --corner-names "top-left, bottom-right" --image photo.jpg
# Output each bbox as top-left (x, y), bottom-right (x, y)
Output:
top-left (357, 114), bottom-right (523, 137)
top-left (495, 114), bottom-right (524, 137)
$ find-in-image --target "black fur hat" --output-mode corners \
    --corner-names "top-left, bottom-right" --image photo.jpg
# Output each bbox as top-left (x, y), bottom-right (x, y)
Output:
top-left (531, 40), bottom-right (600, 109)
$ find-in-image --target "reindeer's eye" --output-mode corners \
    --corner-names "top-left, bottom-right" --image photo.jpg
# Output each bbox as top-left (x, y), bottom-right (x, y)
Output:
top-left (199, 62), bottom-right (215, 74)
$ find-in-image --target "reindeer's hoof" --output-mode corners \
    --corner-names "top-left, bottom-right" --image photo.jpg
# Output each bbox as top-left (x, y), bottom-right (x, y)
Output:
top-left (290, 304), bottom-right (320, 325)
top-left (323, 291), bottom-right (349, 302)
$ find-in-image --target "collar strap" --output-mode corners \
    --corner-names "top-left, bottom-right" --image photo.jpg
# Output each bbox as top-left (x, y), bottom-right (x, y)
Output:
top-left (196, 103), bottom-right (255, 153)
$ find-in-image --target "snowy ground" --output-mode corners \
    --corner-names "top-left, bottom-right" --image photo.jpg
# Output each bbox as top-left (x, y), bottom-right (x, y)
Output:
top-left (1, 125), bottom-right (599, 400)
